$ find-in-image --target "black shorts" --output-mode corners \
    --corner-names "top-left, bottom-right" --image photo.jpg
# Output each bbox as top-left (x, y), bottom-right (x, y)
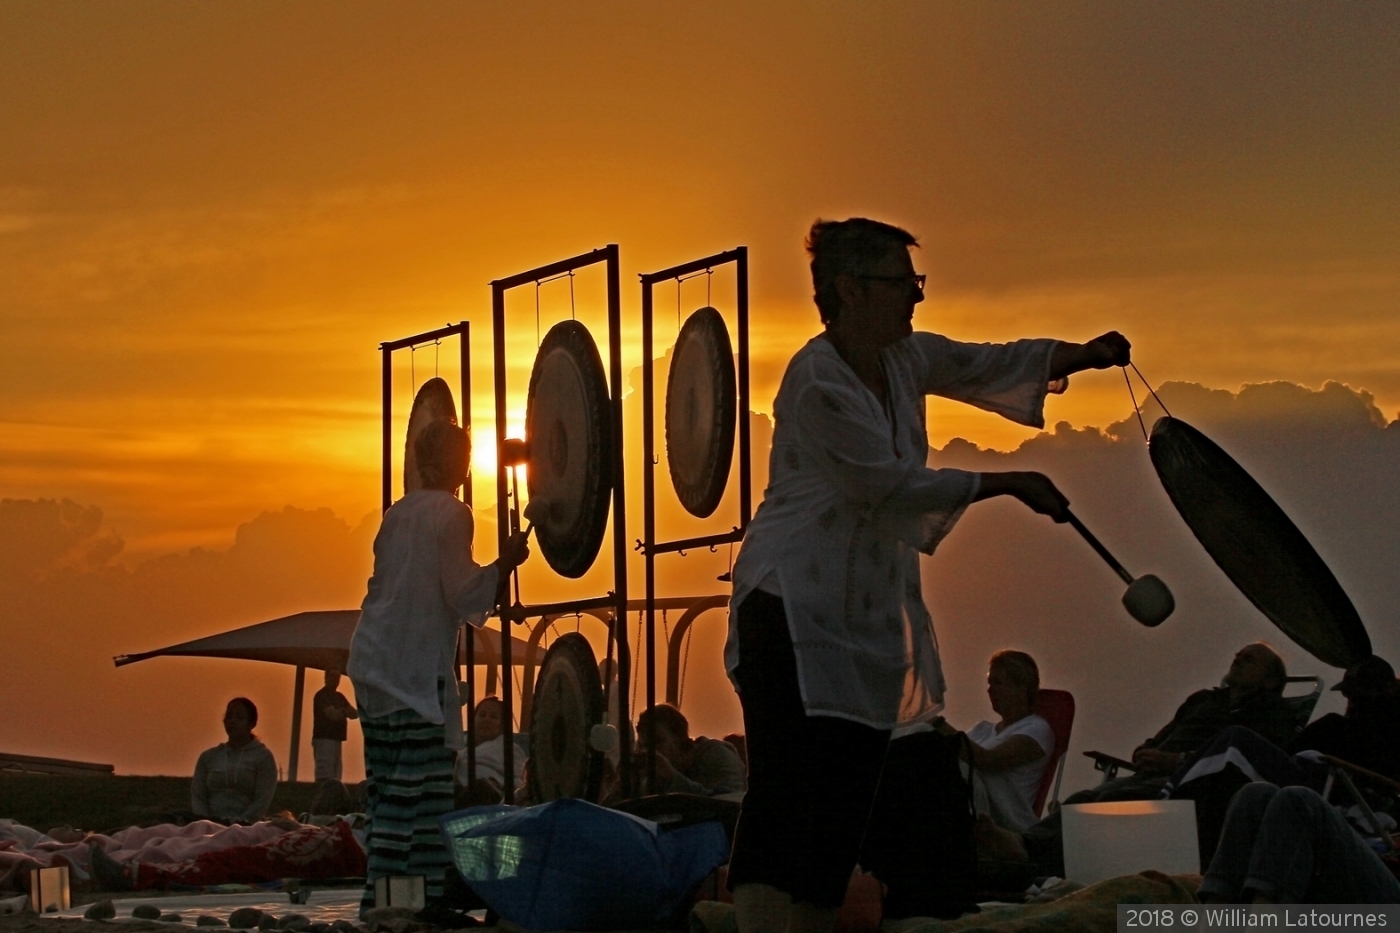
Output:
top-left (726, 590), bottom-right (890, 908)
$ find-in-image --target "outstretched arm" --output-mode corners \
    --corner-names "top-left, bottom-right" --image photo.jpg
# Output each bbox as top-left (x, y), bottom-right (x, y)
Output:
top-left (1048, 332), bottom-right (1131, 381)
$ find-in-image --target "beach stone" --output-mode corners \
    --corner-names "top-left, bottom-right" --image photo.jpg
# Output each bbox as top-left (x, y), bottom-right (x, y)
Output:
top-left (259, 914), bottom-right (279, 931)
top-left (133, 904), bottom-right (164, 920)
top-left (278, 913), bottom-right (312, 932)
top-left (307, 924), bottom-right (333, 933)
top-left (161, 913), bottom-right (184, 923)
top-left (362, 908), bottom-right (416, 933)
top-left (328, 922), bottom-right (358, 933)
top-left (229, 907), bottom-right (267, 929)
top-left (85, 900), bottom-right (117, 920)
top-left (197, 916), bottom-right (228, 927)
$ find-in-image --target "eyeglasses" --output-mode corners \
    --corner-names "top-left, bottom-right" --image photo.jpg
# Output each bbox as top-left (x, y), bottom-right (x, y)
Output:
top-left (857, 273), bottom-right (926, 294)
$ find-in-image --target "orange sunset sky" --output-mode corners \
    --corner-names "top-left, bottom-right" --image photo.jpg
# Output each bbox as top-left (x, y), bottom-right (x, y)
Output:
top-left (3, 3), bottom-right (1398, 785)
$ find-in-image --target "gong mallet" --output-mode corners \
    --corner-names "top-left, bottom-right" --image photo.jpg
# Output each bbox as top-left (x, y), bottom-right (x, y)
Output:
top-left (1064, 510), bottom-right (1175, 627)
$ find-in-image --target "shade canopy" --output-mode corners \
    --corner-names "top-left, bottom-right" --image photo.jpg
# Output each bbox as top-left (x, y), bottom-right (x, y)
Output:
top-left (114, 609), bottom-right (546, 672)
top-left (1149, 416), bottom-right (1372, 669)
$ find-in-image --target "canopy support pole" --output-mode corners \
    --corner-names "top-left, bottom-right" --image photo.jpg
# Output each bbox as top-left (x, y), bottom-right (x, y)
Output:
top-left (289, 664), bottom-right (306, 782)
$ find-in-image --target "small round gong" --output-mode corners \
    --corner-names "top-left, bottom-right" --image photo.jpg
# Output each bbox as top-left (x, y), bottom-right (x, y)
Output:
top-left (666, 307), bottom-right (736, 518)
top-left (527, 633), bottom-right (604, 803)
top-left (403, 377), bottom-right (458, 495)
top-left (1150, 416), bottom-right (1371, 668)
top-left (526, 320), bottom-right (614, 578)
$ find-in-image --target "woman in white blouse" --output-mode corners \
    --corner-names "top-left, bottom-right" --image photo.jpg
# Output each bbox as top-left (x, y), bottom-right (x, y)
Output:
top-left (726, 218), bottom-right (1130, 933)
top-left (935, 650), bottom-right (1054, 835)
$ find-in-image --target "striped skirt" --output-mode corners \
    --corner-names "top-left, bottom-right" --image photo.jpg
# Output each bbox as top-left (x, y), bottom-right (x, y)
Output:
top-left (360, 709), bottom-right (457, 914)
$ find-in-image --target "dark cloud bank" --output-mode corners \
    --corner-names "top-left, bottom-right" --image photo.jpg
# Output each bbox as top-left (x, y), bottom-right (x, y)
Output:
top-left (2, 380), bottom-right (1396, 792)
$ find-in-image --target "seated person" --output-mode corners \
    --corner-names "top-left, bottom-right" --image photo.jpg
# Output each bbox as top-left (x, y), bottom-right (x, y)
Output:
top-left (636, 703), bottom-right (746, 797)
top-left (932, 650), bottom-right (1053, 834)
top-left (1293, 655), bottom-right (1400, 780)
top-left (1198, 783), bottom-right (1400, 904)
top-left (1087, 641), bottom-right (1293, 801)
top-left (454, 696), bottom-right (526, 794)
top-left (191, 698), bottom-right (278, 824)
top-left (987, 642), bottom-right (1294, 873)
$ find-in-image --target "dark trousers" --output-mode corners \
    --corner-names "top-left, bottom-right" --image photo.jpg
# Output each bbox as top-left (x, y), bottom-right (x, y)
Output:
top-left (727, 590), bottom-right (890, 909)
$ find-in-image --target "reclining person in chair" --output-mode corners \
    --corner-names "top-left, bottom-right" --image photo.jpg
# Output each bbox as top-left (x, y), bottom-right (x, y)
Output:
top-left (1084, 642), bottom-right (1293, 802)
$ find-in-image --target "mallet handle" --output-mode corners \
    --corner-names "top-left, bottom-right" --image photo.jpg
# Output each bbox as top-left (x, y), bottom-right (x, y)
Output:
top-left (1065, 511), bottom-right (1134, 585)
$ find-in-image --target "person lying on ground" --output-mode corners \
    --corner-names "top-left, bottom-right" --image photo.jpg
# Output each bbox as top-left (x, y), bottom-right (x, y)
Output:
top-left (1, 817), bottom-right (299, 893)
top-left (1293, 655), bottom-right (1400, 781)
top-left (88, 818), bottom-right (365, 892)
top-left (636, 703), bottom-right (747, 797)
top-left (1197, 783), bottom-right (1400, 904)
top-left (926, 650), bottom-right (1053, 835)
top-left (191, 697), bottom-right (278, 824)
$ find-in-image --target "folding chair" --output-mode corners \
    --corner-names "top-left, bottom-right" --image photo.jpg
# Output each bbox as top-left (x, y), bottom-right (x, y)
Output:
top-left (1032, 688), bottom-right (1075, 816)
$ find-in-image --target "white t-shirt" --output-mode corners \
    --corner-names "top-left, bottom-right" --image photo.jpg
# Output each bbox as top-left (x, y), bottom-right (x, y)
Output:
top-left (455, 735), bottom-right (526, 790)
top-left (967, 714), bottom-right (1055, 833)
top-left (727, 332), bottom-right (1058, 729)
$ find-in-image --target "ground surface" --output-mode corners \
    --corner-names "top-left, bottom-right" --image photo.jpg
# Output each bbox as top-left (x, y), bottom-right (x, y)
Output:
top-left (0, 775), bottom-right (323, 833)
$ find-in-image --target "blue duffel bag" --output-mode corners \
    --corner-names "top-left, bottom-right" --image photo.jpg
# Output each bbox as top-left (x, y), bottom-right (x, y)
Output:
top-left (440, 798), bottom-right (730, 931)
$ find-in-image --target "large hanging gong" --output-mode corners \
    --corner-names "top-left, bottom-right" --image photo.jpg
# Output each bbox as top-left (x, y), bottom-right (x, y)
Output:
top-left (403, 377), bottom-right (458, 495)
top-left (1149, 416), bottom-right (1371, 668)
top-left (527, 633), bottom-right (604, 803)
top-left (526, 320), bottom-right (614, 578)
top-left (666, 307), bottom-right (736, 518)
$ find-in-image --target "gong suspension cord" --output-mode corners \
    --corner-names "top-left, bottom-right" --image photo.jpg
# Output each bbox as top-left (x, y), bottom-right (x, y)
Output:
top-left (1121, 362), bottom-right (1175, 442)
top-left (675, 268), bottom-right (712, 334)
top-left (678, 620), bottom-right (694, 706)
top-left (630, 611), bottom-right (643, 714)
top-left (602, 609), bottom-right (617, 710)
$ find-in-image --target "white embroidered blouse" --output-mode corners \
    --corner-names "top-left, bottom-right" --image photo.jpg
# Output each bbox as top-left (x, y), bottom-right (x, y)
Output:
top-left (726, 332), bottom-right (1059, 729)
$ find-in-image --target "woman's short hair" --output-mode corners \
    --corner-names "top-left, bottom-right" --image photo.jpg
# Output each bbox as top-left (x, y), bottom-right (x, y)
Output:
top-left (227, 696), bottom-right (259, 728)
top-left (989, 650), bottom-right (1040, 705)
top-left (806, 217), bottom-right (919, 325)
top-left (414, 420), bottom-right (469, 490)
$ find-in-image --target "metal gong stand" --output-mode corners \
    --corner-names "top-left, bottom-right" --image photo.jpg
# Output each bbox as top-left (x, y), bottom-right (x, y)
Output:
top-left (491, 245), bottom-right (631, 802)
top-left (380, 321), bottom-right (498, 785)
top-left (637, 247), bottom-right (753, 788)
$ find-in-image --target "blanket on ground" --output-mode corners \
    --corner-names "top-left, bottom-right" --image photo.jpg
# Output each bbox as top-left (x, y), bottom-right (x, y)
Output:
top-left (0, 819), bottom-right (363, 892)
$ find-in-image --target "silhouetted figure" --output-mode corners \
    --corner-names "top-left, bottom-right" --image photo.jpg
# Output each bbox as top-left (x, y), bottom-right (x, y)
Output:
top-left (725, 216), bottom-right (1132, 933)
top-left (348, 420), bottom-right (530, 916)
top-left (191, 697), bottom-right (277, 824)
top-left (311, 666), bottom-right (358, 782)
top-left (1293, 655), bottom-right (1400, 780)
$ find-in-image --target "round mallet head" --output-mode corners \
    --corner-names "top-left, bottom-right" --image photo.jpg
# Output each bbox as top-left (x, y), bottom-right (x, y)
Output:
top-left (1123, 574), bottom-right (1175, 627)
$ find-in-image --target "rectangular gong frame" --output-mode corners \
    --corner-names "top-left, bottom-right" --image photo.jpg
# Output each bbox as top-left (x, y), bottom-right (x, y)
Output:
top-left (638, 247), bottom-right (752, 786)
top-left (491, 245), bottom-right (632, 802)
top-left (380, 321), bottom-right (490, 787)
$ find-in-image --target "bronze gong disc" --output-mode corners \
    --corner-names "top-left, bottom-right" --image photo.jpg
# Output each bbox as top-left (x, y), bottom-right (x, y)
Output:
top-left (527, 633), bottom-right (604, 803)
top-left (526, 320), bottom-right (614, 578)
top-left (403, 377), bottom-right (458, 495)
top-left (666, 307), bottom-right (736, 518)
top-left (1150, 416), bottom-right (1371, 668)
